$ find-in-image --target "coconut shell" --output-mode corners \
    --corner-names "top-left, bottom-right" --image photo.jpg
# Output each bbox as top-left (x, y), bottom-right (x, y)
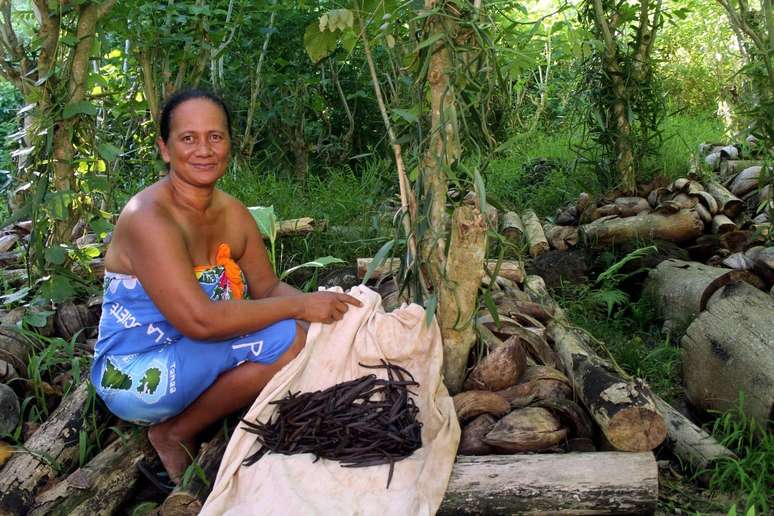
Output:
top-left (458, 414), bottom-right (496, 455)
top-left (483, 407), bottom-right (568, 452)
top-left (453, 390), bottom-right (511, 421)
top-left (464, 339), bottom-right (527, 391)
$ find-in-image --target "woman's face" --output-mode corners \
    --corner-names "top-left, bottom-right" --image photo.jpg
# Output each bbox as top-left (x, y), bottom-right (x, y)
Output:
top-left (157, 98), bottom-right (231, 186)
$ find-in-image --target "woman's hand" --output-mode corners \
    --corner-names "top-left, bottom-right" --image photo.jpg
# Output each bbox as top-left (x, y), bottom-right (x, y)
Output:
top-left (298, 292), bottom-right (363, 324)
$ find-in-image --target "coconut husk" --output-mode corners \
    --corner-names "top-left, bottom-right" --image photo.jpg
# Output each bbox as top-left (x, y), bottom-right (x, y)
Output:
top-left (483, 407), bottom-right (569, 453)
top-left (463, 338), bottom-right (527, 392)
top-left (458, 414), bottom-right (497, 455)
top-left (695, 203), bottom-right (712, 225)
top-left (614, 197), bottom-right (650, 217)
top-left (453, 390), bottom-right (511, 421)
top-left (532, 398), bottom-right (595, 440)
top-left (711, 214), bottom-right (736, 234)
top-left (55, 303), bottom-right (93, 342)
top-left (691, 191), bottom-right (719, 215)
top-left (496, 366), bottom-right (573, 408)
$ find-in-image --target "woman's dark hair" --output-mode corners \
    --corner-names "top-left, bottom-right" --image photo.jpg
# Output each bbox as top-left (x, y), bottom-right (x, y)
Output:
top-left (159, 88), bottom-right (232, 142)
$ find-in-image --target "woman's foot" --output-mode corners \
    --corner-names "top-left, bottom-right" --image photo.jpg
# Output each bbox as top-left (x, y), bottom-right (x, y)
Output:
top-left (147, 424), bottom-right (196, 484)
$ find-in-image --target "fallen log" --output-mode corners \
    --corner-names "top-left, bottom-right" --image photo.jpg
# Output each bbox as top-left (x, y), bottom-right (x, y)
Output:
top-left (521, 210), bottom-right (549, 257)
top-left (545, 322), bottom-right (666, 452)
top-left (0, 382), bottom-right (94, 515)
top-left (644, 259), bottom-right (764, 336)
top-left (28, 431), bottom-right (152, 516)
top-left (500, 211), bottom-right (524, 242)
top-left (705, 181), bottom-right (743, 218)
top-left (160, 425), bottom-right (228, 515)
top-left (581, 209), bottom-right (704, 247)
top-left (276, 217), bottom-right (327, 237)
top-left (682, 282), bottom-right (774, 427)
top-left (357, 258), bottom-right (524, 284)
top-left (654, 397), bottom-right (735, 471)
top-left (438, 452), bottom-right (657, 515)
top-left (0, 234), bottom-right (18, 253)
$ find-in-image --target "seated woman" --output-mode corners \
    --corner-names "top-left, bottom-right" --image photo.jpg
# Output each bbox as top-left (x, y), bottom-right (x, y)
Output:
top-left (91, 88), bottom-right (361, 482)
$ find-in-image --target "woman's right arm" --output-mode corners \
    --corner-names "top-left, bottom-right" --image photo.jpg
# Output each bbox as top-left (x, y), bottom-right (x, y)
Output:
top-left (120, 204), bottom-right (357, 341)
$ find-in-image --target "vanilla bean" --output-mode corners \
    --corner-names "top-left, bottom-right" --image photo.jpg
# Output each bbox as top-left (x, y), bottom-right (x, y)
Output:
top-left (241, 362), bottom-right (422, 487)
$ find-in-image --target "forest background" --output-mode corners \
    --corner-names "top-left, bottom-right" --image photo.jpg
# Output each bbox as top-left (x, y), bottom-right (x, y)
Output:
top-left (0, 0), bottom-right (771, 513)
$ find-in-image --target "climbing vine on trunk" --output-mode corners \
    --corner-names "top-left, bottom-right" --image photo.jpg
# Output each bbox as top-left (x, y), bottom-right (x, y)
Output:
top-left (576, 0), bottom-right (665, 193)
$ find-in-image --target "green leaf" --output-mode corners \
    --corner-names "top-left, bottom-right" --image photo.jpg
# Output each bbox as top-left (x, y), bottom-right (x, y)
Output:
top-left (473, 167), bottom-right (487, 214)
top-left (60, 34), bottom-right (78, 47)
top-left (392, 108), bottom-right (418, 124)
top-left (23, 309), bottom-right (54, 328)
top-left (62, 101), bottom-right (97, 119)
top-left (424, 294), bottom-right (437, 327)
top-left (41, 275), bottom-right (76, 303)
top-left (483, 289), bottom-right (500, 327)
top-left (363, 239), bottom-right (394, 284)
top-left (340, 28), bottom-right (358, 53)
top-left (248, 206), bottom-right (277, 242)
top-left (415, 33), bottom-right (444, 52)
top-left (96, 143), bottom-right (121, 161)
top-left (45, 245), bottom-right (67, 265)
top-left (89, 217), bottom-right (113, 236)
top-left (1, 286), bottom-right (30, 305)
top-left (303, 22), bottom-right (338, 64)
top-left (279, 256), bottom-right (344, 280)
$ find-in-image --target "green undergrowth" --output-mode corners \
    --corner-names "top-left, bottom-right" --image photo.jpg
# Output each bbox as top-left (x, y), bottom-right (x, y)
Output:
top-left (219, 159), bottom-right (396, 274)
top-left (485, 113), bottom-right (726, 217)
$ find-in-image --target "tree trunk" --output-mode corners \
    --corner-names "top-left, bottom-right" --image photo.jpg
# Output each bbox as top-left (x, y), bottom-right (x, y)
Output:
top-left (160, 433), bottom-right (228, 516)
top-left (546, 321), bottom-right (667, 452)
top-left (420, 3), bottom-right (460, 288)
top-left (438, 452), bottom-right (658, 515)
top-left (682, 281), bottom-right (774, 427)
top-left (439, 206), bottom-right (487, 394)
top-left (644, 258), bottom-right (764, 336)
top-left (0, 382), bottom-right (94, 515)
top-left (580, 208), bottom-right (704, 246)
top-left (28, 431), bottom-right (152, 516)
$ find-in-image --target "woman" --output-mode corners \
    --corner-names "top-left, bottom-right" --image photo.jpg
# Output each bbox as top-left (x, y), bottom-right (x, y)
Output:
top-left (91, 88), bottom-right (361, 482)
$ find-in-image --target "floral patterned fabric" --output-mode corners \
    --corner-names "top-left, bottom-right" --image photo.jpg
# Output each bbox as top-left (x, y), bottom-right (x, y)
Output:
top-left (90, 243), bottom-right (296, 425)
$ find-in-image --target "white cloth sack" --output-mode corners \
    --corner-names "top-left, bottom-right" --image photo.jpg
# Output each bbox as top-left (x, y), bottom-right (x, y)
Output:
top-left (201, 285), bottom-right (460, 516)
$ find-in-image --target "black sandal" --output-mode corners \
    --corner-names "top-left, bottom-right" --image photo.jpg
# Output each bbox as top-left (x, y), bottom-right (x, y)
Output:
top-left (137, 460), bottom-right (176, 494)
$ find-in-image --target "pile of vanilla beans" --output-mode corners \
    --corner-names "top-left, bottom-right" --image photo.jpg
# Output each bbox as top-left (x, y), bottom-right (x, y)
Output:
top-left (242, 361), bottom-right (422, 487)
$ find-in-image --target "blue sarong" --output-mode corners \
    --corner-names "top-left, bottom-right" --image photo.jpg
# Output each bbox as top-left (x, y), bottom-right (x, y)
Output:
top-left (91, 244), bottom-right (296, 425)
